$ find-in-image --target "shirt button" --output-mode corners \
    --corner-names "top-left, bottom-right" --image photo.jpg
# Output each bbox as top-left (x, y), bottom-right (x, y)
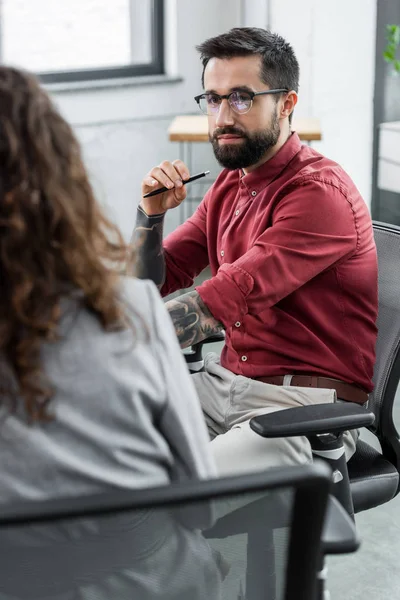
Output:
top-left (251, 190), bottom-right (257, 197)
top-left (235, 321), bottom-right (241, 328)
top-left (220, 250), bottom-right (224, 257)
top-left (235, 209), bottom-right (240, 216)
top-left (241, 355), bottom-right (248, 362)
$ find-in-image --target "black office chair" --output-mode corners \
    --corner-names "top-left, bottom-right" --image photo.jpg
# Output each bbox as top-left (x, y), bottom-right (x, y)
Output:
top-left (187, 221), bottom-right (400, 517)
top-left (251, 220), bottom-right (400, 517)
top-left (183, 220), bottom-right (400, 597)
top-left (0, 463), bottom-right (350, 600)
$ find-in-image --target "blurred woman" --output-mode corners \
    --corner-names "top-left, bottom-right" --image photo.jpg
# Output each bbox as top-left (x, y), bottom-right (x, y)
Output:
top-left (0, 66), bottom-right (219, 599)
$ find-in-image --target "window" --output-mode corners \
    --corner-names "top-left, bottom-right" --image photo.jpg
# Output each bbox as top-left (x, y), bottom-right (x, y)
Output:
top-left (0, 0), bottom-right (164, 83)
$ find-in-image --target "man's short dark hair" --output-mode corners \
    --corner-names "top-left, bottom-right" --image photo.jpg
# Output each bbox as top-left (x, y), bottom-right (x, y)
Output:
top-left (196, 27), bottom-right (299, 122)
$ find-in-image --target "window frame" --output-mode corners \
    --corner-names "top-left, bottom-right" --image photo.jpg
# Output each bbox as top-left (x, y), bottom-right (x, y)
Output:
top-left (12, 0), bottom-right (165, 85)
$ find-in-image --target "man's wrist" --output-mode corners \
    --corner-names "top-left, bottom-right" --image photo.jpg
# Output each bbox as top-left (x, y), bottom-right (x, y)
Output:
top-left (136, 205), bottom-right (166, 226)
top-left (138, 204), bottom-right (166, 219)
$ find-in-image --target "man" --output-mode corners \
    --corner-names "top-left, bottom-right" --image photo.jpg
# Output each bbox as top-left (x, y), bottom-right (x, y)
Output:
top-left (132, 27), bottom-right (378, 476)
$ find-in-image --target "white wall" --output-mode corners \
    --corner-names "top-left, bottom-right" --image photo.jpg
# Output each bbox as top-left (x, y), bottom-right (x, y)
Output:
top-left (49, 0), bottom-right (377, 240)
top-left (267, 0), bottom-right (377, 207)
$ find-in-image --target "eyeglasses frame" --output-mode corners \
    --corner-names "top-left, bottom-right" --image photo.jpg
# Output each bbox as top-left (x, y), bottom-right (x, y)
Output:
top-left (194, 88), bottom-right (289, 115)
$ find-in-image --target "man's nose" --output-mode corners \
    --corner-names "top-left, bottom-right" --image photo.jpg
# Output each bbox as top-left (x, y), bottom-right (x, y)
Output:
top-left (215, 99), bottom-right (235, 127)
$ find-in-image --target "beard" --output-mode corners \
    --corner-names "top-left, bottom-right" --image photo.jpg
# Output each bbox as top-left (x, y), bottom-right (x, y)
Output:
top-left (210, 108), bottom-right (281, 170)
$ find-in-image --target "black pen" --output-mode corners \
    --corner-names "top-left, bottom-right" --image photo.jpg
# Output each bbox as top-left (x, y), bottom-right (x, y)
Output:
top-left (143, 170), bottom-right (210, 198)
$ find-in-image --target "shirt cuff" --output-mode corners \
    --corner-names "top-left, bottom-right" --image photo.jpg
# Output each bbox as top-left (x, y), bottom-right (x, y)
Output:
top-left (196, 264), bottom-right (254, 328)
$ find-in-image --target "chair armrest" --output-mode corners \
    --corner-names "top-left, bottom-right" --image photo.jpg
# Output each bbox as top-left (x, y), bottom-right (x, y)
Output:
top-left (322, 494), bottom-right (360, 555)
top-left (184, 332), bottom-right (225, 365)
top-left (250, 402), bottom-right (374, 438)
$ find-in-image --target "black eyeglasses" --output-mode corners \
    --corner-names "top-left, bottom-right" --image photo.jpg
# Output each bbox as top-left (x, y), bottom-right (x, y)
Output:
top-left (194, 89), bottom-right (289, 115)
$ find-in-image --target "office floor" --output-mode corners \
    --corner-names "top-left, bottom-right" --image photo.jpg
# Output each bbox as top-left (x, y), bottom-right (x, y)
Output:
top-left (174, 267), bottom-right (400, 599)
top-left (328, 490), bottom-right (400, 598)
top-left (327, 391), bottom-right (400, 599)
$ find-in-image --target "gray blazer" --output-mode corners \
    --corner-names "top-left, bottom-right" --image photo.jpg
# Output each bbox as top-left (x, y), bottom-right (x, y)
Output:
top-left (0, 279), bottom-right (221, 600)
top-left (0, 277), bottom-right (216, 502)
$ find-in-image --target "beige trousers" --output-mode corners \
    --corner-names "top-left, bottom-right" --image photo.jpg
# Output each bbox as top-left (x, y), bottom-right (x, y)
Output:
top-left (191, 353), bottom-right (358, 477)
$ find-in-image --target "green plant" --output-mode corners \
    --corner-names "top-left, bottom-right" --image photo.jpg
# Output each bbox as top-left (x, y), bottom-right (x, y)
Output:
top-left (383, 24), bottom-right (400, 73)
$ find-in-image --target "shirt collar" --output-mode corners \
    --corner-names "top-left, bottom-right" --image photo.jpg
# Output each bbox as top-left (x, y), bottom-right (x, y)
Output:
top-left (240, 132), bottom-right (302, 192)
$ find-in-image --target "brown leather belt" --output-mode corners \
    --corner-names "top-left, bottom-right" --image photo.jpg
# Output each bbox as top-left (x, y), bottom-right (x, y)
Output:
top-left (255, 374), bottom-right (368, 405)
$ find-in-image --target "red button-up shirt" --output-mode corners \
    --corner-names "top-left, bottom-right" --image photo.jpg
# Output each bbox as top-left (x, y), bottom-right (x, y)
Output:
top-left (161, 133), bottom-right (378, 392)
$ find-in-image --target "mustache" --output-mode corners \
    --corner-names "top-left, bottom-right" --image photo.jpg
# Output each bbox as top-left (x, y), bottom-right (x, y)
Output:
top-left (212, 127), bottom-right (247, 141)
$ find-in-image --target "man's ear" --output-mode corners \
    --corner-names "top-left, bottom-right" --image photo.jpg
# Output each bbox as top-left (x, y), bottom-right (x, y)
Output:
top-left (280, 90), bottom-right (298, 120)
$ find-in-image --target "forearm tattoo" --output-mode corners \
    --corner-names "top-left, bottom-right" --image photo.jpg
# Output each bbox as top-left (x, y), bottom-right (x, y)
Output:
top-left (165, 290), bottom-right (224, 349)
top-left (130, 206), bottom-right (166, 289)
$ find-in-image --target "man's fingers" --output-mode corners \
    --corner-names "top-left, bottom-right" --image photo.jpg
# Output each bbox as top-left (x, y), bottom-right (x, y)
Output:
top-left (172, 159), bottom-right (190, 181)
top-left (143, 177), bottom-right (158, 187)
top-left (145, 160), bottom-right (190, 192)
top-left (173, 185), bottom-right (187, 203)
top-left (156, 160), bottom-right (186, 189)
top-left (142, 160), bottom-right (189, 212)
top-left (149, 166), bottom-right (176, 190)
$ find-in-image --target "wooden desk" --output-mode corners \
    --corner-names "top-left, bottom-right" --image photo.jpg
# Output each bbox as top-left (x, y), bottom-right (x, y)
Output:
top-left (168, 115), bottom-right (322, 143)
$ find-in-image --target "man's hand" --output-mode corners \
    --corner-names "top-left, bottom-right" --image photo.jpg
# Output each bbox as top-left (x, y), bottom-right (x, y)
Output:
top-left (141, 159), bottom-right (190, 216)
top-left (165, 290), bottom-right (224, 349)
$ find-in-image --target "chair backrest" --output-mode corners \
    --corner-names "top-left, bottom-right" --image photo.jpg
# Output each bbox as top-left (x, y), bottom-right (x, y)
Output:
top-left (0, 463), bottom-right (332, 600)
top-left (368, 222), bottom-right (400, 454)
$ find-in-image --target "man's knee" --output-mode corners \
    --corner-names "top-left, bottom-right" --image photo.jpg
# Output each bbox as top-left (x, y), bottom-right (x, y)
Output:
top-left (209, 421), bottom-right (312, 477)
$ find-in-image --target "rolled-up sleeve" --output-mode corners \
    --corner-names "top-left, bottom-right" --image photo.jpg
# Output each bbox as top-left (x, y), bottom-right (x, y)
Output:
top-left (196, 177), bottom-right (358, 328)
top-left (196, 264), bottom-right (254, 328)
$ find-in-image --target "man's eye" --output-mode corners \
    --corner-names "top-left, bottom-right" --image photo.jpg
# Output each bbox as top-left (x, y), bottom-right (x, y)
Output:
top-left (233, 92), bottom-right (250, 103)
top-left (206, 95), bottom-right (220, 106)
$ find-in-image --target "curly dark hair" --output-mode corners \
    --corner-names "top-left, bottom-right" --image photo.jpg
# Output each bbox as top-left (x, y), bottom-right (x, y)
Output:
top-left (0, 66), bottom-right (130, 422)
